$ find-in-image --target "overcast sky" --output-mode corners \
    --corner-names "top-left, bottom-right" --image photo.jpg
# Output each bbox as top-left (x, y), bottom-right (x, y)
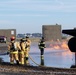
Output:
top-left (0, 0), bottom-right (76, 33)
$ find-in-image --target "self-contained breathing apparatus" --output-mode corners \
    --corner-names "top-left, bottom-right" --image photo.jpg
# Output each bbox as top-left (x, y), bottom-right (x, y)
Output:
top-left (10, 36), bottom-right (18, 51)
top-left (10, 42), bottom-right (17, 51)
top-left (20, 38), bottom-right (29, 49)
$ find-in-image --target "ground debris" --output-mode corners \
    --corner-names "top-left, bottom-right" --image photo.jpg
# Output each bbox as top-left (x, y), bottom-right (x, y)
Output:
top-left (0, 62), bottom-right (76, 75)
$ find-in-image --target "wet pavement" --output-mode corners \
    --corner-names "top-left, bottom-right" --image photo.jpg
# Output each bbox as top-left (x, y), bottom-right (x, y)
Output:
top-left (0, 42), bottom-right (76, 75)
top-left (0, 42), bottom-right (75, 68)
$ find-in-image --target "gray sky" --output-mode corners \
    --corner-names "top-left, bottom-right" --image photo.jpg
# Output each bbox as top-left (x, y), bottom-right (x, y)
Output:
top-left (0, 0), bottom-right (76, 33)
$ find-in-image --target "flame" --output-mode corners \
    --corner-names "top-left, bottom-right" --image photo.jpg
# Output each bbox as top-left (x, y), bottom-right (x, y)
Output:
top-left (61, 41), bottom-right (68, 50)
top-left (46, 40), bottom-right (69, 50)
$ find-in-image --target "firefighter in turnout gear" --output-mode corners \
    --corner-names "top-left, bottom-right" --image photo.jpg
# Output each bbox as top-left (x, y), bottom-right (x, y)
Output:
top-left (24, 36), bottom-right (31, 65)
top-left (38, 37), bottom-right (46, 59)
top-left (8, 36), bottom-right (21, 65)
top-left (18, 38), bottom-right (25, 65)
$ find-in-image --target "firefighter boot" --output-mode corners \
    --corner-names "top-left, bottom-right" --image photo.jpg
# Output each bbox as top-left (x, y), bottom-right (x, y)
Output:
top-left (25, 57), bottom-right (29, 65)
top-left (16, 60), bottom-right (19, 65)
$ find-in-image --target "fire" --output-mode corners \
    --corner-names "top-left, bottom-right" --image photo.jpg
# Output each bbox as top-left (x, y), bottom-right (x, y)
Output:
top-left (61, 41), bottom-right (68, 50)
top-left (46, 40), bottom-right (69, 50)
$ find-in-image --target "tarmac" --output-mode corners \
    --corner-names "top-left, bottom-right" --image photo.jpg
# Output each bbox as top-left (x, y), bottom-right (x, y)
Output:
top-left (0, 43), bottom-right (76, 75)
top-left (0, 62), bottom-right (76, 75)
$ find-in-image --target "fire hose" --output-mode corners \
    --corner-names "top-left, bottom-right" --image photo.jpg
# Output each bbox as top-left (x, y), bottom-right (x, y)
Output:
top-left (0, 52), bottom-right (8, 55)
top-left (0, 52), bottom-right (44, 67)
top-left (29, 55), bottom-right (44, 67)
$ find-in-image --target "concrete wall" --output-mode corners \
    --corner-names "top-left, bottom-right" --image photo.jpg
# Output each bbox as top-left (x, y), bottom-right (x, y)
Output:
top-left (0, 29), bottom-right (16, 41)
top-left (42, 25), bottom-right (62, 41)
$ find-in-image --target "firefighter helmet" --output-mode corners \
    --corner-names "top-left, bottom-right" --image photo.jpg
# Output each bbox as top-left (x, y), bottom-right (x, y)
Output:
top-left (42, 37), bottom-right (44, 39)
top-left (20, 38), bottom-right (25, 42)
top-left (26, 36), bottom-right (29, 38)
top-left (10, 36), bottom-right (15, 41)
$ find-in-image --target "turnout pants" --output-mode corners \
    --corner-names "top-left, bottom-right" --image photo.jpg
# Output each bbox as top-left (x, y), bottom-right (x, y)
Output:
top-left (10, 51), bottom-right (19, 64)
top-left (24, 48), bottom-right (29, 64)
top-left (18, 51), bottom-right (24, 65)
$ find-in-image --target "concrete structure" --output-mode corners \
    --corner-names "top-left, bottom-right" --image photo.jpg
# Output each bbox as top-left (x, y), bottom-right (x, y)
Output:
top-left (0, 29), bottom-right (16, 41)
top-left (42, 25), bottom-right (62, 41)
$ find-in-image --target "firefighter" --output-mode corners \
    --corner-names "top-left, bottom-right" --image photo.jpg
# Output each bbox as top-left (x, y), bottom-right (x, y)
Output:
top-left (38, 37), bottom-right (46, 59)
top-left (18, 38), bottom-right (25, 65)
top-left (24, 36), bottom-right (31, 65)
top-left (8, 36), bottom-right (21, 65)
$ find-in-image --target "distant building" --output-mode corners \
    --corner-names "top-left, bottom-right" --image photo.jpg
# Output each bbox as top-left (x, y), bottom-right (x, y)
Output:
top-left (0, 29), bottom-right (16, 41)
top-left (32, 33), bottom-right (42, 37)
top-left (42, 25), bottom-right (62, 41)
top-left (26, 33), bottom-right (32, 37)
top-left (17, 34), bottom-right (25, 38)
